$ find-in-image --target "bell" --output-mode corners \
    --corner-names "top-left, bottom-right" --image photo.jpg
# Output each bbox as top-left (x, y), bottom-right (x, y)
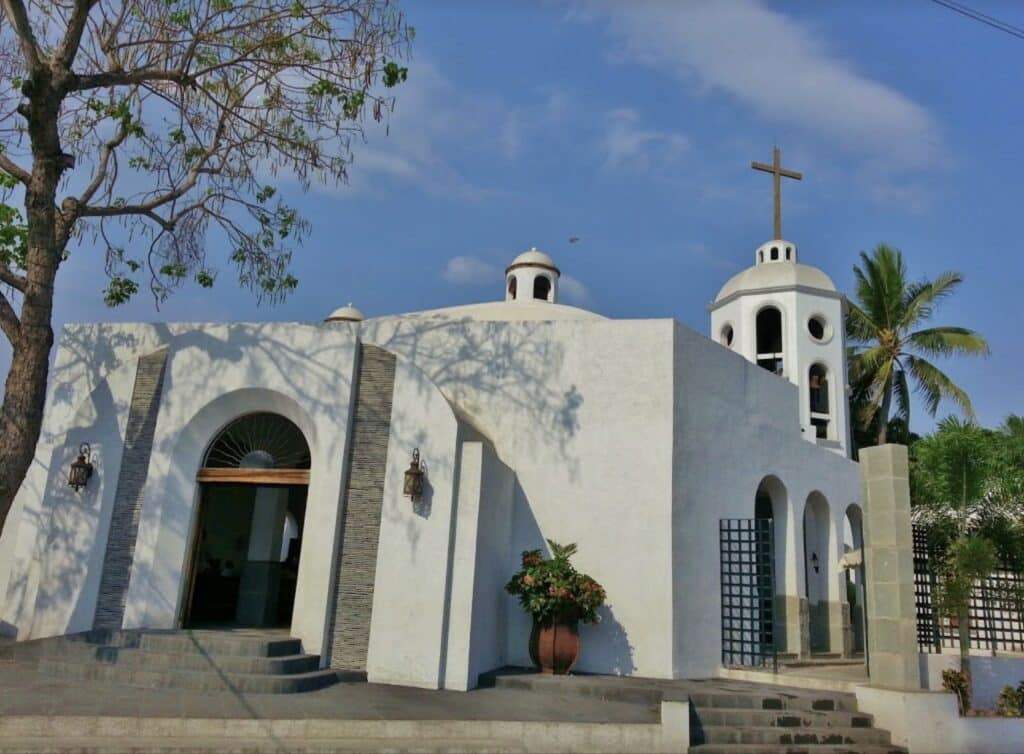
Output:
top-left (68, 443), bottom-right (93, 492)
top-left (403, 448), bottom-right (424, 501)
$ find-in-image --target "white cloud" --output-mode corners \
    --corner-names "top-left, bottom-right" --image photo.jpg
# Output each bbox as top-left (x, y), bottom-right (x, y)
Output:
top-left (575, 0), bottom-right (941, 172)
top-left (602, 108), bottom-right (689, 170)
top-left (442, 256), bottom-right (501, 285)
top-left (340, 62), bottom-right (510, 200)
top-left (559, 274), bottom-right (591, 305)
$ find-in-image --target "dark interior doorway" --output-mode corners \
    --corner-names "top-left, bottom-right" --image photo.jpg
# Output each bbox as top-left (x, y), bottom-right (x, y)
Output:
top-left (183, 483), bottom-right (307, 629)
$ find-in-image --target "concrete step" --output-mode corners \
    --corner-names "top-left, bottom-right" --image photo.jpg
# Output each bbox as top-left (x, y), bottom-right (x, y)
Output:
top-left (700, 725), bottom-right (891, 746)
top-left (29, 642), bottom-right (321, 675)
top-left (688, 691), bottom-right (858, 713)
top-left (36, 657), bottom-right (339, 694)
top-left (691, 746), bottom-right (905, 754)
top-left (0, 737), bottom-right (526, 754)
top-left (58, 630), bottom-right (304, 658)
top-left (694, 707), bottom-right (875, 729)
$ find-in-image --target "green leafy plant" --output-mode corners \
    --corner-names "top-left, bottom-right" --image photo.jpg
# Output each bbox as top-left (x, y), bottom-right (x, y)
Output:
top-left (996, 682), bottom-right (1024, 717)
top-left (942, 668), bottom-right (970, 714)
top-left (846, 243), bottom-right (989, 448)
top-left (505, 540), bottom-right (606, 624)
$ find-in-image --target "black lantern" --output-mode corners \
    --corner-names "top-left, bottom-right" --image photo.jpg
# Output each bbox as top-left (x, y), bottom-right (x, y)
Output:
top-left (68, 443), bottom-right (93, 492)
top-left (403, 448), bottom-right (424, 501)
top-left (811, 552), bottom-right (820, 573)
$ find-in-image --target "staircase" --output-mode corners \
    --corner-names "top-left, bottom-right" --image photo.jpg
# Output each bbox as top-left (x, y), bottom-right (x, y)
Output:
top-left (689, 684), bottom-right (905, 754)
top-left (4, 629), bottom-right (339, 694)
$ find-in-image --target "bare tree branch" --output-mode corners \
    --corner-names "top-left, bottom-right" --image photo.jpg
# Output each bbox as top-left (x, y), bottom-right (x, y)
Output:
top-left (56, 0), bottom-right (100, 68)
top-left (0, 0), bottom-right (41, 73)
top-left (0, 262), bottom-right (26, 292)
top-left (0, 286), bottom-right (19, 343)
top-left (0, 153), bottom-right (29, 184)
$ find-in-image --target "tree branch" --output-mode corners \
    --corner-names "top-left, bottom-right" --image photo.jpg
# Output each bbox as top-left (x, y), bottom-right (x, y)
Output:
top-left (57, 0), bottom-right (100, 68)
top-left (72, 68), bottom-right (194, 92)
top-left (0, 153), bottom-right (30, 185)
top-left (0, 286), bottom-right (19, 344)
top-left (0, 263), bottom-right (26, 292)
top-left (1, 0), bottom-right (42, 73)
top-left (78, 203), bottom-right (173, 231)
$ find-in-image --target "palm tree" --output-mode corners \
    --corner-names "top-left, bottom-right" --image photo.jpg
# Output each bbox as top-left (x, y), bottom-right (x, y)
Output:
top-left (846, 244), bottom-right (990, 446)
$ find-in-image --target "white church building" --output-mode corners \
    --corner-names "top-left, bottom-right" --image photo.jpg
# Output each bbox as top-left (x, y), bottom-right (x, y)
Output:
top-left (0, 228), bottom-right (866, 690)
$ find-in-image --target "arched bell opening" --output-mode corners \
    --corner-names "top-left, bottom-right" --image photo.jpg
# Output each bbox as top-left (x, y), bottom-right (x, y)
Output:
top-left (182, 413), bottom-right (311, 630)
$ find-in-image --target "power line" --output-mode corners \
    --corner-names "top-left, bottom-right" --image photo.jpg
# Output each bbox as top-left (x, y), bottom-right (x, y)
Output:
top-left (928, 0), bottom-right (1024, 41)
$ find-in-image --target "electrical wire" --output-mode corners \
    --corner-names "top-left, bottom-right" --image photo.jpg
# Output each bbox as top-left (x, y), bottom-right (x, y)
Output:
top-left (928, 0), bottom-right (1024, 41)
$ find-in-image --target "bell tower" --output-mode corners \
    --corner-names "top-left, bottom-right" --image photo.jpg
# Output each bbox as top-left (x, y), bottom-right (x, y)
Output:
top-left (708, 150), bottom-right (850, 456)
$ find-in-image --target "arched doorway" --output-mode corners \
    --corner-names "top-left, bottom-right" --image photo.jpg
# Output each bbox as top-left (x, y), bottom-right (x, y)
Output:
top-left (182, 413), bottom-right (311, 629)
top-left (803, 492), bottom-right (832, 653)
top-left (755, 476), bottom-right (793, 653)
top-left (843, 504), bottom-right (866, 656)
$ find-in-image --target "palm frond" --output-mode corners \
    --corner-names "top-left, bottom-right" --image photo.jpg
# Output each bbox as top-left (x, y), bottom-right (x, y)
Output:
top-left (845, 300), bottom-right (880, 344)
top-left (902, 271), bottom-right (963, 327)
top-left (906, 355), bottom-right (975, 419)
top-left (909, 326), bottom-right (990, 358)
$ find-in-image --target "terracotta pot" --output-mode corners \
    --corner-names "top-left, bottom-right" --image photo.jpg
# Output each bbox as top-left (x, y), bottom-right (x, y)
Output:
top-left (529, 615), bottom-right (580, 675)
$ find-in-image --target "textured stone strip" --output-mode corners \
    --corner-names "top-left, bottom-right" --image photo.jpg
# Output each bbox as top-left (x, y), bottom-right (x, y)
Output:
top-left (326, 344), bottom-right (396, 670)
top-left (93, 349), bottom-right (169, 630)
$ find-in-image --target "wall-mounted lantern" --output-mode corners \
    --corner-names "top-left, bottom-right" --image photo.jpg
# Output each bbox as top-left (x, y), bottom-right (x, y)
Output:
top-left (403, 448), bottom-right (424, 501)
top-left (68, 443), bottom-right (94, 492)
top-left (810, 552), bottom-right (820, 574)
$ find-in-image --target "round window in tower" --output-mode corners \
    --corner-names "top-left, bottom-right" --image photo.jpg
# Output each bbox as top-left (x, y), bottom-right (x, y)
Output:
top-left (720, 324), bottom-right (735, 348)
top-left (807, 315), bottom-right (832, 343)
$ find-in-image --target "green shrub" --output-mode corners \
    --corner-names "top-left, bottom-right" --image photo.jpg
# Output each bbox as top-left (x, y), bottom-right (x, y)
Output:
top-left (942, 668), bottom-right (970, 714)
top-left (996, 682), bottom-right (1024, 717)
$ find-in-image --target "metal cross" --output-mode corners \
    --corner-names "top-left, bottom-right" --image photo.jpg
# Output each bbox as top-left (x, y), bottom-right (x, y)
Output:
top-left (751, 147), bottom-right (802, 240)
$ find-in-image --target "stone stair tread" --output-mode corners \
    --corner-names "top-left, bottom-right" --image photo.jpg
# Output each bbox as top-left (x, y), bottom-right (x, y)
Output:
top-left (36, 645), bottom-right (321, 674)
top-left (694, 708), bottom-right (874, 728)
top-left (35, 658), bottom-right (338, 694)
top-left (691, 746), bottom-right (906, 754)
top-left (700, 724), bottom-right (890, 745)
top-left (0, 737), bottom-right (525, 754)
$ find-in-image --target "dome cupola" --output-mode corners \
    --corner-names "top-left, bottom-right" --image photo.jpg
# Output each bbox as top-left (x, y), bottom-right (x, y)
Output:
top-left (505, 247), bottom-right (560, 304)
top-left (324, 303), bottom-right (365, 323)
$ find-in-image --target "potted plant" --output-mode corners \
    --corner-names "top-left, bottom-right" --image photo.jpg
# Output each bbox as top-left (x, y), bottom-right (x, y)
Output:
top-left (505, 540), bottom-right (606, 674)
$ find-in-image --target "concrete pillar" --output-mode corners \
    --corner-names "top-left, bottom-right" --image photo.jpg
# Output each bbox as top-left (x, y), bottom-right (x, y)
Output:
top-left (860, 444), bottom-right (920, 690)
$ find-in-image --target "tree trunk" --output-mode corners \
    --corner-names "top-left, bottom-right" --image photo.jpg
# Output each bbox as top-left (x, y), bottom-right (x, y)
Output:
top-left (0, 84), bottom-right (65, 535)
top-left (958, 605), bottom-right (972, 712)
top-left (875, 373), bottom-right (893, 445)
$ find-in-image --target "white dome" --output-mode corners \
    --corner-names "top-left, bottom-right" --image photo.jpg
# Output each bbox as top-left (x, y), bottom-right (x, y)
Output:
top-left (506, 247), bottom-right (559, 276)
top-left (715, 262), bottom-right (836, 303)
top-left (324, 303), bottom-right (365, 323)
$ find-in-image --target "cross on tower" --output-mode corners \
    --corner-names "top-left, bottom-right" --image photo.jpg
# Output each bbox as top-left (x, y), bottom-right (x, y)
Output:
top-left (751, 147), bottom-right (802, 241)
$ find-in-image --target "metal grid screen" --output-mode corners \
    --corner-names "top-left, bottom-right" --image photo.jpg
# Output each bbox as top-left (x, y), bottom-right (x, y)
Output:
top-left (913, 525), bottom-right (1024, 653)
top-left (720, 518), bottom-right (777, 670)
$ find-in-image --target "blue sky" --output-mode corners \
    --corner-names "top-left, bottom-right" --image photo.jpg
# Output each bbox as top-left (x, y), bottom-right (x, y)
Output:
top-left (2, 0), bottom-right (1022, 433)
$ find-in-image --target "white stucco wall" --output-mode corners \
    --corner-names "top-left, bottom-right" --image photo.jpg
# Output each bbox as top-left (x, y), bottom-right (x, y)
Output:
top-left (671, 323), bottom-right (860, 677)
top-left (365, 354), bottom-right (463, 689)
top-left (1, 322), bottom-right (361, 660)
top-left (363, 316), bottom-right (677, 678)
top-left (2, 324), bottom-right (170, 639)
top-left (856, 684), bottom-right (1024, 754)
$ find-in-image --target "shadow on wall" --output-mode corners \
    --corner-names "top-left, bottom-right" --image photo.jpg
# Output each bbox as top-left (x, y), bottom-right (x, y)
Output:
top-left (364, 316), bottom-right (584, 479)
top-left (10, 320), bottom-right (358, 636)
top-left (582, 604), bottom-right (636, 675)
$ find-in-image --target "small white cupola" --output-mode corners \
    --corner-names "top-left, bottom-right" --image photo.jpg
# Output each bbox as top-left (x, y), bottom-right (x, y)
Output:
top-left (505, 247), bottom-right (560, 304)
top-left (755, 239), bottom-right (798, 265)
top-left (324, 303), bottom-right (365, 323)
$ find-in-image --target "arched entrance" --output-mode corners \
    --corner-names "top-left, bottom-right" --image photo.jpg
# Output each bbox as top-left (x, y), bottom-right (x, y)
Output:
top-left (755, 476), bottom-right (794, 654)
top-left (182, 413), bottom-right (311, 629)
top-left (803, 492), bottom-right (832, 653)
top-left (843, 504), bottom-right (866, 656)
